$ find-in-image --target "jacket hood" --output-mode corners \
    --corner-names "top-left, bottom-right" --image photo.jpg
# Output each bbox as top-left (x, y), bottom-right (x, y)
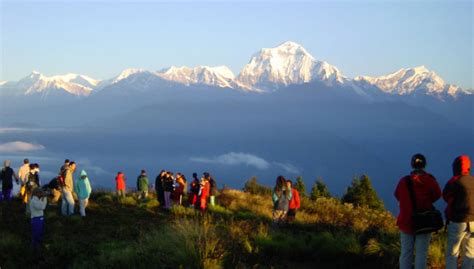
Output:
top-left (116, 173), bottom-right (125, 180)
top-left (80, 170), bottom-right (88, 179)
top-left (452, 155), bottom-right (471, 176)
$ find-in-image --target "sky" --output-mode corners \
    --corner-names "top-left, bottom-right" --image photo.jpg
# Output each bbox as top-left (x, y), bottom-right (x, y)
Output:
top-left (1, 0), bottom-right (472, 88)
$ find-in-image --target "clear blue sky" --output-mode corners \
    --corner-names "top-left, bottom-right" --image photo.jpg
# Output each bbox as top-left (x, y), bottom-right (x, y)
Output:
top-left (1, 0), bottom-right (472, 88)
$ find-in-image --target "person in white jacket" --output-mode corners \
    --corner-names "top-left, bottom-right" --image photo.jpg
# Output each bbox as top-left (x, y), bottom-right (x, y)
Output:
top-left (29, 188), bottom-right (48, 253)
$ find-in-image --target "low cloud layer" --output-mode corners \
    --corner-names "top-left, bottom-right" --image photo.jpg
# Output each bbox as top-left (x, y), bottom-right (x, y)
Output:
top-left (191, 152), bottom-right (270, 170)
top-left (0, 141), bottom-right (45, 153)
top-left (274, 162), bottom-right (300, 174)
top-left (191, 152), bottom-right (300, 174)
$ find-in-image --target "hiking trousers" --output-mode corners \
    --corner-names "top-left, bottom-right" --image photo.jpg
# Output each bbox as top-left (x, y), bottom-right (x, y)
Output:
top-left (79, 199), bottom-right (89, 217)
top-left (31, 216), bottom-right (44, 249)
top-left (61, 190), bottom-right (75, 216)
top-left (446, 221), bottom-right (474, 269)
top-left (399, 231), bottom-right (431, 269)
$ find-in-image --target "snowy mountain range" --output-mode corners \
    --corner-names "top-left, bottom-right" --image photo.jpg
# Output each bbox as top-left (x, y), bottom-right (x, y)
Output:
top-left (1, 41), bottom-right (470, 99)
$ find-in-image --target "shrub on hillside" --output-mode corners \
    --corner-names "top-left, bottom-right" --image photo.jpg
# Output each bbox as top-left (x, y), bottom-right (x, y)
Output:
top-left (342, 175), bottom-right (384, 211)
top-left (310, 178), bottom-right (331, 200)
top-left (243, 177), bottom-right (272, 196)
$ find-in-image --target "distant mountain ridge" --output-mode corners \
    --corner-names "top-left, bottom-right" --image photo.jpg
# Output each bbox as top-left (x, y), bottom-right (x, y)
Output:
top-left (1, 41), bottom-right (470, 99)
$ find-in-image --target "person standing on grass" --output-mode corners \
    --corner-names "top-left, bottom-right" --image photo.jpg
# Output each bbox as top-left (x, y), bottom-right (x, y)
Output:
top-left (189, 173), bottom-right (200, 208)
top-left (272, 175), bottom-right (292, 224)
top-left (199, 172), bottom-right (211, 212)
top-left (0, 160), bottom-right (20, 202)
top-left (18, 158), bottom-right (30, 203)
top-left (115, 172), bottom-right (126, 198)
top-left (163, 171), bottom-right (174, 209)
top-left (30, 187), bottom-right (47, 256)
top-left (443, 155), bottom-right (474, 269)
top-left (61, 161), bottom-right (76, 216)
top-left (25, 163), bottom-right (41, 206)
top-left (136, 170), bottom-right (149, 200)
top-left (394, 154), bottom-right (441, 269)
top-left (209, 175), bottom-right (217, 207)
top-left (287, 179), bottom-right (300, 222)
top-left (75, 170), bottom-right (92, 217)
top-left (173, 173), bottom-right (186, 205)
top-left (155, 170), bottom-right (166, 206)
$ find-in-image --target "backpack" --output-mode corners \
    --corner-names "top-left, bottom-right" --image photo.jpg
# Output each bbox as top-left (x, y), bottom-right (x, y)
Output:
top-left (57, 174), bottom-right (66, 187)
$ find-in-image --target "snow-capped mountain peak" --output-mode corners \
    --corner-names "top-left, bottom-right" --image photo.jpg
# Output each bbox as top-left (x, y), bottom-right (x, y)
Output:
top-left (354, 66), bottom-right (462, 97)
top-left (112, 68), bottom-right (148, 84)
top-left (6, 71), bottom-right (96, 97)
top-left (237, 41), bottom-right (346, 91)
top-left (158, 65), bottom-right (237, 88)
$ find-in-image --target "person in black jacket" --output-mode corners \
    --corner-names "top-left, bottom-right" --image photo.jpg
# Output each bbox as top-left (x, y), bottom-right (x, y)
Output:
top-left (163, 172), bottom-right (174, 209)
top-left (189, 173), bottom-right (200, 208)
top-left (443, 155), bottom-right (474, 269)
top-left (0, 160), bottom-right (20, 202)
top-left (155, 170), bottom-right (165, 207)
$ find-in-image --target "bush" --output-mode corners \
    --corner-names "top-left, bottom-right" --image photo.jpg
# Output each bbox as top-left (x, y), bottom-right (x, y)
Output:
top-left (120, 196), bottom-right (137, 206)
top-left (342, 175), bottom-right (384, 211)
top-left (310, 178), bottom-right (331, 200)
top-left (243, 177), bottom-right (272, 196)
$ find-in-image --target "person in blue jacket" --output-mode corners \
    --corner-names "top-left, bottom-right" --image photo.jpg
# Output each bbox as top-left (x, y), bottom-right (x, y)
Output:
top-left (74, 170), bottom-right (92, 217)
top-left (272, 175), bottom-right (292, 224)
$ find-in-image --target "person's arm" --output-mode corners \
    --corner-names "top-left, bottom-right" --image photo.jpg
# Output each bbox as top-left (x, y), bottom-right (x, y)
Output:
top-left (431, 177), bottom-right (442, 202)
top-left (13, 170), bottom-right (20, 184)
top-left (394, 178), bottom-right (403, 201)
top-left (272, 191), bottom-right (279, 203)
top-left (86, 179), bottom-right (92, 197)
top-left (31, 196), bottom-right (47, 211)
top-left (442, 179), bottom-right (454, 203)
top-left (74, 180), bottom-right (79, 194)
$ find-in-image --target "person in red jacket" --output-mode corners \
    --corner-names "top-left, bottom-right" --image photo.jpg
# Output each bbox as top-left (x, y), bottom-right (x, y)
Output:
top-left (115, 172), bottom-right (126, 198)
top-left (394, 153), bottom-right (441, 269)
top-left (286, 179), bottom-right (300, 222)
top-left (443, 155), bottom-right (474, 269)
top-left (199, 172), bottom-right (211, 213)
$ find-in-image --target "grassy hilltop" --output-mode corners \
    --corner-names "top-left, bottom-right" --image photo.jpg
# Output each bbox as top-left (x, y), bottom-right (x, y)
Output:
top-left (0, 183), bottom-right (447, 268)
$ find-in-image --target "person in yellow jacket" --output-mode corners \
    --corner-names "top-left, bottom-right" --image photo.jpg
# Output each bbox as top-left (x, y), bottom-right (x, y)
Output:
top-left (18, 158), bottom-right (30, 203)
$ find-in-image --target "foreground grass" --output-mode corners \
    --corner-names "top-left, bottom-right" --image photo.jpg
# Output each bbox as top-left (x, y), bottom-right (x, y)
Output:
top-left (0, 190), bottom-right (447, 268)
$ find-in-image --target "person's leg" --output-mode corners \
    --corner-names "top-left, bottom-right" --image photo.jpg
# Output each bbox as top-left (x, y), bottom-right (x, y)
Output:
top-left (4, 189), bottom-right (12, 201)
top-left (79, 199), bottom-right (85, 217)
top-left (200, 197), bottom-right (207, 212)
top-left (61, 191), bottom-right (68, 216)
top-left (461, 222), bottom-right (474, 269)
top-left (63, 191), bottom-right (75, 215)
top-left (414, 233), bottom-right (431, 269)
top-left (446, 222), bottom-right (467, 269)
top-left (31, 216), bottom-right (44, 249)
top-left (164, 192), bottom-right (171, 209)
top-left (399, 231), bottom-right (414, 269)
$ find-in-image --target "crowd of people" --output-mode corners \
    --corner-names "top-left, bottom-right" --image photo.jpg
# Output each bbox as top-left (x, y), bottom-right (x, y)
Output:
top-left (114, 170), bottom-right (218, 212)
top-left (1, 154), bottom-right (473, 268)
